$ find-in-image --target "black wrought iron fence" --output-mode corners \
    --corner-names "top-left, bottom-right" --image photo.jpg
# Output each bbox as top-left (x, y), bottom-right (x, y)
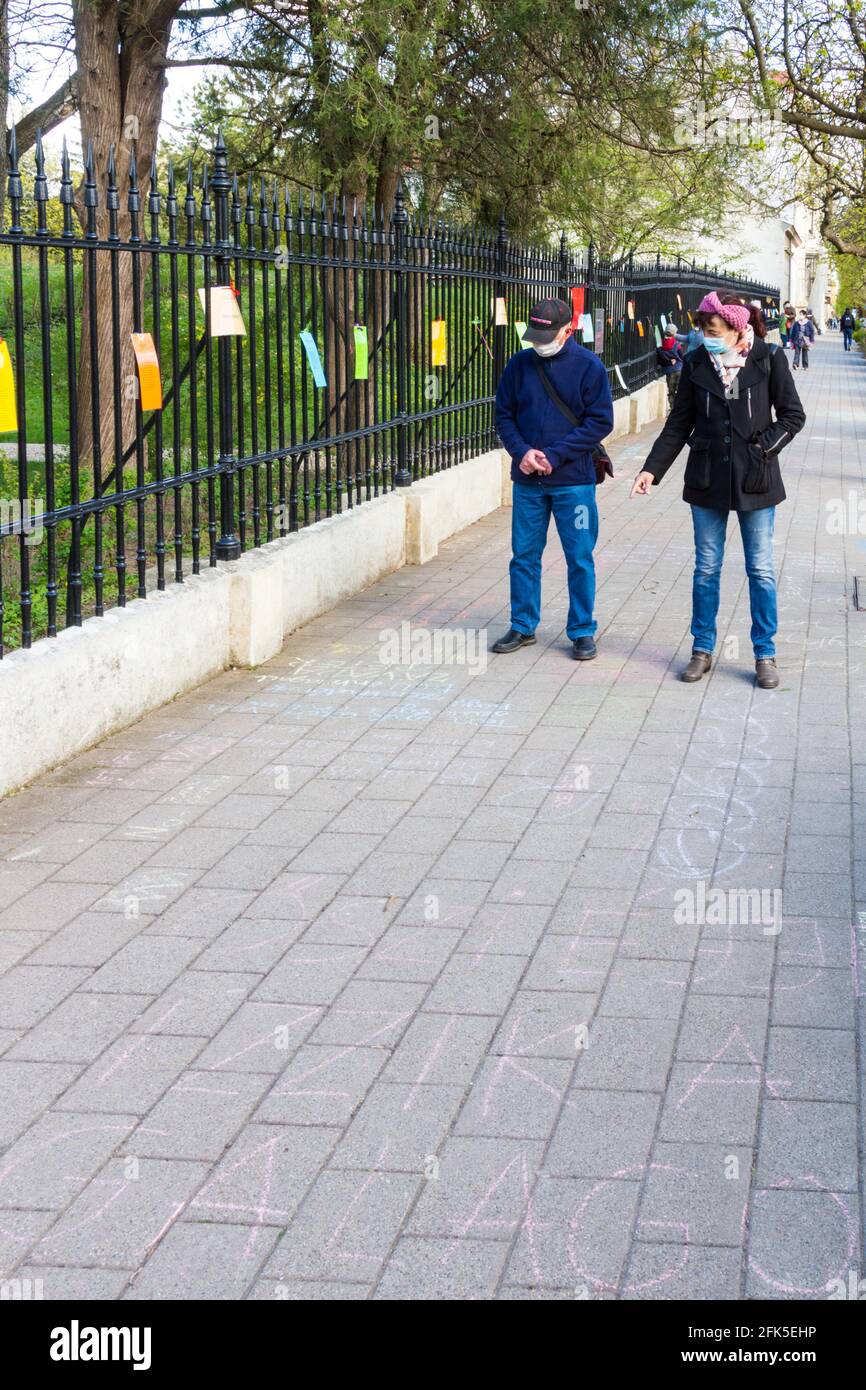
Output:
top-left (0, 128), bottom-right (777, 656)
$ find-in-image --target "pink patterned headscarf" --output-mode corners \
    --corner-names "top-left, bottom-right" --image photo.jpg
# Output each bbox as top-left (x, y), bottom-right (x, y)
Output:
top-left (697, 290), bottom-right (750, 332)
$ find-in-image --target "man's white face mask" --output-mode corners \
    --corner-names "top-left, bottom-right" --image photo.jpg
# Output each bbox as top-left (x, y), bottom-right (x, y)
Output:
top-left (532, 337), bottom-right (564, 358)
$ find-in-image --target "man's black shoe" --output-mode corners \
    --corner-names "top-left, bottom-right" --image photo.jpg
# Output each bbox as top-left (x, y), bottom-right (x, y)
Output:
top-left (572, 636), bottom-right (597, 661)
top-left (491, 628), bottom-right (536, 654)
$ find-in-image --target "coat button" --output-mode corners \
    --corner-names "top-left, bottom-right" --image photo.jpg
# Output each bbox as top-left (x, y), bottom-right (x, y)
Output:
top-left (723, 434), bottom-right (731, 442)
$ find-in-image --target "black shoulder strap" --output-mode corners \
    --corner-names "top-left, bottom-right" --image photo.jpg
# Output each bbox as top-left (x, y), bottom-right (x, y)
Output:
top-left (531, 353), bottom-right (580, 428)
top-left (762, 342), bottom-right (778, 377)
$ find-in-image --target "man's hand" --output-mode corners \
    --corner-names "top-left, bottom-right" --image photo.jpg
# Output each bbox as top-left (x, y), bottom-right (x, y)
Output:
top-left (519, 449), bottom-right (552, 475)
top-left (630, 470), bottom-right (655, 497)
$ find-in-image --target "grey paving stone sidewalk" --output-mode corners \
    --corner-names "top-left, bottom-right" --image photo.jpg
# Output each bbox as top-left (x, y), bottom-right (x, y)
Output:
top-left (1, 334), bottom-right (864, 1301)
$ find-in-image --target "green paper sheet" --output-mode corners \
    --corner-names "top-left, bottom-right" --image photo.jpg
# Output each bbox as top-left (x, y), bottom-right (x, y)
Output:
top-left (353, 324), bottom-right (369, 380)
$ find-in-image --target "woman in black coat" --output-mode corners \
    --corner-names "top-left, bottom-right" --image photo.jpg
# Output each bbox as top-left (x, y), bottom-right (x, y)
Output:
top-left (630, 291), bottom-right (805, 689)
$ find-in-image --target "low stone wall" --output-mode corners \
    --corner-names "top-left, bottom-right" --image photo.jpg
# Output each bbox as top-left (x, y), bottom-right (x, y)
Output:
top-left (0, 375), bottom-right (668, 796)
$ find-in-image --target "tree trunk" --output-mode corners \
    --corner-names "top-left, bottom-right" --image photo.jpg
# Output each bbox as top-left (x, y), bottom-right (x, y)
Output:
top-left (72, 1), bottom-right (175, 471)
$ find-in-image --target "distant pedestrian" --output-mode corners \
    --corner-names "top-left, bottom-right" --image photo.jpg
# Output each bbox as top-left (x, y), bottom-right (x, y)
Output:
top-left (763, 302), bottom-right (782, 346)
top-left (657, 327), bottom-right (684, 409)
top-left (789, 310), bottom-right (815, 369)
top-left (680, 321), bottom-right (704, 353)
top-left (492, 298), bottom-right (614, 660)
top-left (629, 290), bottom-right (805, 690)
top-left (841, 307), bottom-right (855, 351)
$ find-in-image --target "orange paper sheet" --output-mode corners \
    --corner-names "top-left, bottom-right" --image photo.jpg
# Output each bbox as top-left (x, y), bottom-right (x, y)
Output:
top-left (130, 332), bottom-right (163, 411)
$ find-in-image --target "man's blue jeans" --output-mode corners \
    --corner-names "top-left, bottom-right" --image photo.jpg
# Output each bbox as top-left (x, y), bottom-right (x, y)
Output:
top-left (691, 504), bottom-right (777, 659)
top-left (510, 481), bottom-right (598, 640)
top-left (843, 328), bottom-right (853, 351)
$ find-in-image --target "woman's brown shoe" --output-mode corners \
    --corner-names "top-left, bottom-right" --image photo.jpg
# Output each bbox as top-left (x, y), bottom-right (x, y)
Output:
top-left (755, 658), bottom-right (779, 689)
top-left (681, 652), bottom-right (712, 683)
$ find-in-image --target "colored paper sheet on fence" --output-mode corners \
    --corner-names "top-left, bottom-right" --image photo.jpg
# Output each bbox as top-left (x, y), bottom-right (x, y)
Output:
top-left (494, 297), bottom-right (508, 326)
top-left (514, 320), bottom-right (527, 344)
top-left (579, 313), bottom-right (594, 344)
top-left (129, 332), bottom-right (163, 411)
top-left (636, 320), bottom-right (644, 337)
top-left (431, 318), bottom-right (447, 366)
top-left (654, 326), bottom-right (662, 347)
top-left (353, 324), bottom-right (369, 380)
top-left (626, 300), bottom-right (635, 320)
top-left (614, 363), bottom-right (629, 392)
top-left (198, 284), bottom-right (247, 336)
top-left (660, 313), bottom-right (667, 328)
top-left (300, 331), bottom-right (327, 387)
top-left (570, 285), bottom-right (585, 326)
top-left (0, 338), bottom-right (17, 433)
top-left (594, 308), bottom-right (605, 354)
top-left (676, 293), bottom-right (683, 310)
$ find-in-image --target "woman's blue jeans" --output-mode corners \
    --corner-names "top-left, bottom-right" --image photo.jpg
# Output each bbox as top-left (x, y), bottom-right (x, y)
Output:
top-left (510, 481), bottom-right (598, 640)
top-left (690, 504), bottom-right (777, 659)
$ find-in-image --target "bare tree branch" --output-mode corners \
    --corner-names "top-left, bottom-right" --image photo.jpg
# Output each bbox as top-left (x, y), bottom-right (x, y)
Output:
top-left (13, 71), bottom-right (78, 153)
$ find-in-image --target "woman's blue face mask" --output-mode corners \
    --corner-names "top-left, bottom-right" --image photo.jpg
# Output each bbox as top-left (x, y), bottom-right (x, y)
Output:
top-left (703, 336), bottom-right (729, 355)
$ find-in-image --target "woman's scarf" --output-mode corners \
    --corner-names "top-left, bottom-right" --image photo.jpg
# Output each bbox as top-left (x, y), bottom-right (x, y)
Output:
top-left (709, 324), bottom-right (754, 395)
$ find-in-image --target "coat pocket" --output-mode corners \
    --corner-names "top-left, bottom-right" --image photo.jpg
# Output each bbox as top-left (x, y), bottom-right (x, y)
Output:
top-left (684, 445), bottom-right (711, 491)
top-left (743, 442), bottom-right (771, 494)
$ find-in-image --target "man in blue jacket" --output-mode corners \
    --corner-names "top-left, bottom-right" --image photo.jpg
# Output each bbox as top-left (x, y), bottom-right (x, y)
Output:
top-left (492, 297), bottom-right (614, 659)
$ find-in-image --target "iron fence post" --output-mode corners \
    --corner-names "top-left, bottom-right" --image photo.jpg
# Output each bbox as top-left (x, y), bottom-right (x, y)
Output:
top-left (392, 178), bottom-right (412, 488)
top-left (558, 229), bottom-right (569, 302)
top-left (212, 130), bottom-right (241, 559)
top-left (494, 213), bottom-right (508, 380)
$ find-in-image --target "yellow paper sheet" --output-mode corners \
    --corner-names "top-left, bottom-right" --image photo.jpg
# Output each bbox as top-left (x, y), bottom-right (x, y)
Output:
top-left (431, 318), bottom-right (447, 366)
top-left (494, 297), bottom-right (508, 326)
top-left (0, 338), bottom-right (16, 432)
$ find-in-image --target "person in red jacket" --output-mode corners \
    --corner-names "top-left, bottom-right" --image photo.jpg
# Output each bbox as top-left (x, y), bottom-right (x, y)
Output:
top-left (657, 326), bottom-right (684, 409)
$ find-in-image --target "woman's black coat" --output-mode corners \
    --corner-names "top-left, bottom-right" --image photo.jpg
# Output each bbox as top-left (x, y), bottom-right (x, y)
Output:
top-left (643, 337), bottom-right (806, 512)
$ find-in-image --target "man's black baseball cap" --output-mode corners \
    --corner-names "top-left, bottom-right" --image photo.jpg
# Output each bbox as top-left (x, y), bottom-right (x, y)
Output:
top-left (522, 297), bottom-right (573, 345)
